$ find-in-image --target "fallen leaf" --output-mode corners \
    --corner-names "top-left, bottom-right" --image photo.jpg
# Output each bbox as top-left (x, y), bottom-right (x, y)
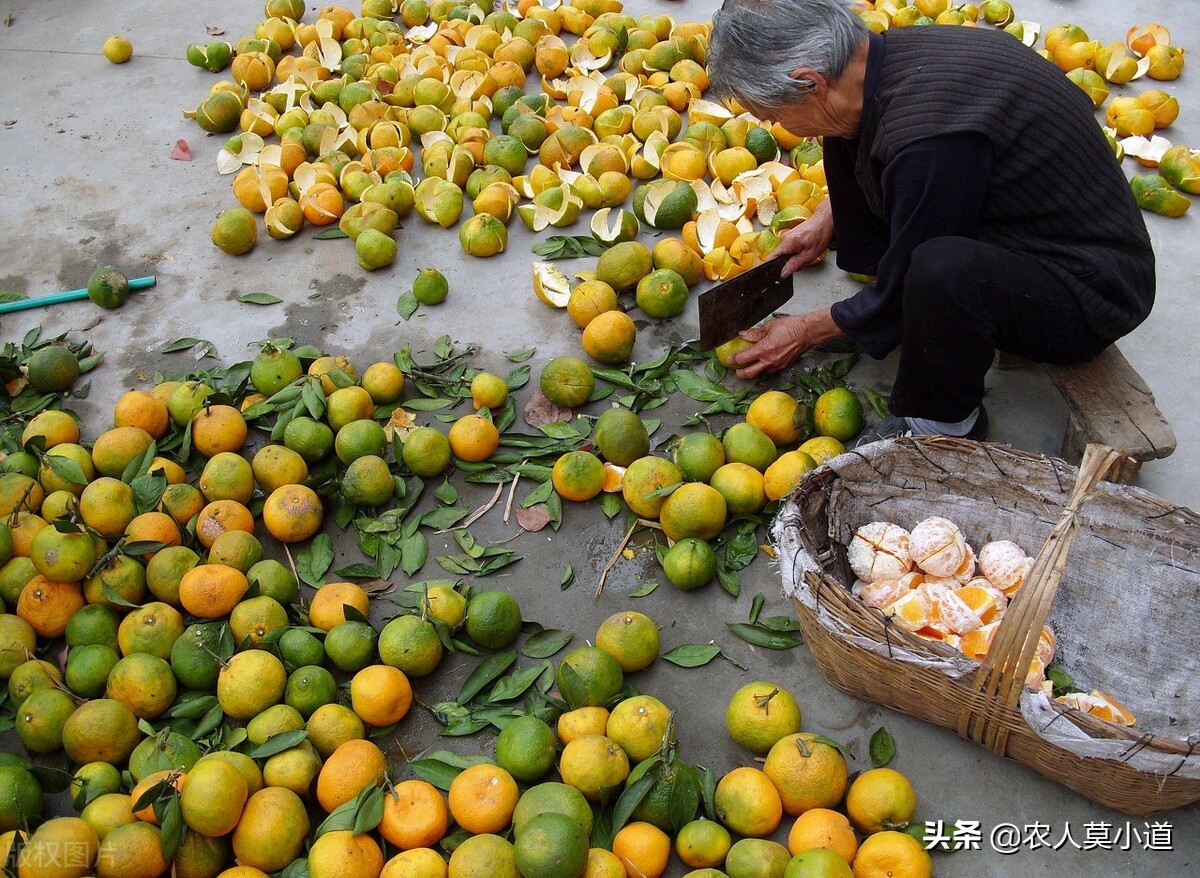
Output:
top-left (205, 25), bottom-right (225, 35)
top-left (516, 505), bottom-right (551, 532)
top-left (523, 390), bottom-right (572, 427)
top-left (3, 120), bottom-right (15, 128)
top-left (170, 139), bottom-right (192, 161)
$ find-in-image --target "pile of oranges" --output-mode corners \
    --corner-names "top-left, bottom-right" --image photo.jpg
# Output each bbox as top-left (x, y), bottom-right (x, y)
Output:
top-left (0, 323), bottom-right (934, 878)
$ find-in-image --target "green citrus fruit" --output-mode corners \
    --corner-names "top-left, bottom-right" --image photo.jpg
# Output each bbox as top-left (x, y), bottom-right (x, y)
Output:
top-left (514, 812), bottom-right (589, 878)
top-left (556, 646), bottom-right (624, 709)
top-left (86, 266), bottom-right (130, 309)
top-left (540, 356), bottom-right (596, 408)
top-left (635, 268), bottom-right (689, 319)
top-left (662, 537), bottom-right (718, 590)
top-left (465, 590), bottom-right (522, 649)
top-left (593, 408), bottom-right (650, 467)
top-left (26, 346), bottom-right (80, 393)
top-left (378, 614), bottom-right (444, 678)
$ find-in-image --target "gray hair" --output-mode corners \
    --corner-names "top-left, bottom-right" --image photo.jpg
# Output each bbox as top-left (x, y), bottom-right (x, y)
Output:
top-left (708, 0), bottom-right (868, 113)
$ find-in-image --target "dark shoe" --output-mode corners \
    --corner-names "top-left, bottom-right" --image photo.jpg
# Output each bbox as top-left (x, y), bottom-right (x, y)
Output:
top-left (852, 406), bottom-right (988, 449)
top-left (851, 416), bottom-right (912, 449)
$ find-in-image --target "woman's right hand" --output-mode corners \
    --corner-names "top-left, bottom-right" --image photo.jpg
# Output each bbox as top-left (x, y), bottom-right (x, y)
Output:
top-left (776, 200), bottom-right (834, 277)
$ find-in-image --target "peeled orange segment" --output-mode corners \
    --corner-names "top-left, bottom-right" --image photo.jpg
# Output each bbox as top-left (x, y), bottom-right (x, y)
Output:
top-left (880, 588), bottom-right (932, 633)
top-left (852, 576), bottom-right (910, 610)
top-left (958, 620), bottom-right (1000, 661)
top-left (601, 463), bottom-right (626, 493)
top-left (1036, 625), bottom-right (1056, 666)
top-left (1057, 690), bottom-right (1135, 725)
top-left (954, 584), bottom-right (1004, 624)
top-left (922, 582), bottom-right (982, 635)
top-left (1025, 656), bottom-right (1047, 689)
top-left (532, 262), bottom-right (572, 308)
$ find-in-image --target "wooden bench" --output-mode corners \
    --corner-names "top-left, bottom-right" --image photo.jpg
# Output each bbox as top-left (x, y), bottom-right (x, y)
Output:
top-left (998, 346), bottom-right (1176, 483)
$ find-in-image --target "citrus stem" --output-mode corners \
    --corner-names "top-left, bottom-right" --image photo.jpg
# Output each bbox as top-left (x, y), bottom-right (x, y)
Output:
top-left (754, 688), bottom-right (781, 713)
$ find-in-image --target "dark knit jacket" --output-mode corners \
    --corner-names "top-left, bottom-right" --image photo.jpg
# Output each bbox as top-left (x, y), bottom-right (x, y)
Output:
top-left (849, 25), bottom-right (1154, 341)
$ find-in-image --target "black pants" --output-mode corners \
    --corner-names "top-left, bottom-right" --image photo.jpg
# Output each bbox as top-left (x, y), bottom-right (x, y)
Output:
top-left (887, 237), bottom-right (1110, 422)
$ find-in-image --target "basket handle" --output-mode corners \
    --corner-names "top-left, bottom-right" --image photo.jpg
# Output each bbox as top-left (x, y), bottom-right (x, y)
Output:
top-left (957, 443), bottom-right (1126, 755)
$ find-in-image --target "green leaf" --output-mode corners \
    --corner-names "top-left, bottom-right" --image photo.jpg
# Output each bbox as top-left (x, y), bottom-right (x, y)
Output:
top-left (521, 478), bottom-right (555, 506)
top-left (296, 533), bottom-right (333, 588)
top-left (640, 480), bottom-right (682, 501)
top-left (699, 765), bottom-right (718, 820)
top-left (0, 292), bottom-right (29, 303)
top-left (246, 729), bottom-right (309, 759)
top-left (160, 337), bottom-right (204, 353)
top-left (334, 562), bottom-right (379, 579)
top-left (238, 292), bottom-right (283, 305)
top-left (130, 472), bottom-right (168, 515)
top-left (352, 787), bottom-right (385, 836)
top-left (600, 492), bottom-right (623, 519)
top-left (716, 567), bottom-right (741, 598)
top-left (805, 733), bottom-right (851, 761)
top-left (559, 563), bottom-right (575, 591)
top-left (487, 665), bottom-right (546, 703)
top-left (630, 581), bottom-right (659, 598)
top-left (613, 759), bottom-right (661, 830)
top-left (671, 369), bottom-right (732, 403)
top-left (397, 290), bottom-right (419, 321)
top-left (537, 422), bottom-right (582, 440)
top-left (409, 751), bottom-right (492, 790)
top-left (502, 363), bottom-right (532, 391)
top-left (457, 651), bottom-right (518, 705)
top-left (1046, 663), bottom-right (1081, 697)
top-left (864, 388), bottom-right (891, 420)
top-left (869, 727), bottom-right (896, 768)
top-left (758, 615), bottom-right (802, 632)
top-left (725, 623), bottom-right (803, 650)
top-left (313, 228), bottom-right (350, 239)
top-left (421, 506), bottom-right (469, 530)
top-left (661, 643), bottom-right (721, 668)
top-left (403, 397), bottom-right (452, 412)
top-left (102, 580), bottom-right (145, 609)
top-left (279, 858), bottom-right (310, 878)
top-left (521, 629), bottom-right (573, 659)
top-left (400, 532), bottom-right (429, 576)
top-left (42, 453), bottom-right (88, 486)
top-left (669, 763), bottom-right (701, 832)
top-left (131, 777), bottom-right (176, 815)
top-left (434, 480), bottom-right (459, 506)
top-left (159, 795), bottom-right (185, 863)
top-left (725, 528), bottom-right (759, 570)
top-left (748, 593), bottom-right (765, 626)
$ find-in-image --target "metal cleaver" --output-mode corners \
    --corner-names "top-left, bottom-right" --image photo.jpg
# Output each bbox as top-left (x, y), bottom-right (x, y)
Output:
top-left (697, 253), bottom-right (794, 349)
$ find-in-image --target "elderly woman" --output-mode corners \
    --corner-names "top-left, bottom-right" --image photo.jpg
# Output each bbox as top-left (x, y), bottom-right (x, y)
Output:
top-left (707, 0), bottom-right (1154, 442)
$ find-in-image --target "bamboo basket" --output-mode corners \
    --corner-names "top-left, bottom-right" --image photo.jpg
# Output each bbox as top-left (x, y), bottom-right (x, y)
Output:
top-left (773, 437), bottom-right (1200, 815)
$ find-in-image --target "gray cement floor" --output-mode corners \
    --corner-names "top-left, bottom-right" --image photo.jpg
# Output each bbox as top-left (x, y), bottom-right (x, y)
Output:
top-left (2, 0), bottom-right (1198, 875)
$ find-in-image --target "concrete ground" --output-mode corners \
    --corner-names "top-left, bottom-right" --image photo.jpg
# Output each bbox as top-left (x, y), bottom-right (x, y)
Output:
top-left (2, 0), bottom-right (1198, 874)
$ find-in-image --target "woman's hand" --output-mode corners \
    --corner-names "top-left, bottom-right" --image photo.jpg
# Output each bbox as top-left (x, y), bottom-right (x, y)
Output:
top-left (775, 200), bottom-right (834, 277)
top-left (729, 308), bottom-right (844, 380)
